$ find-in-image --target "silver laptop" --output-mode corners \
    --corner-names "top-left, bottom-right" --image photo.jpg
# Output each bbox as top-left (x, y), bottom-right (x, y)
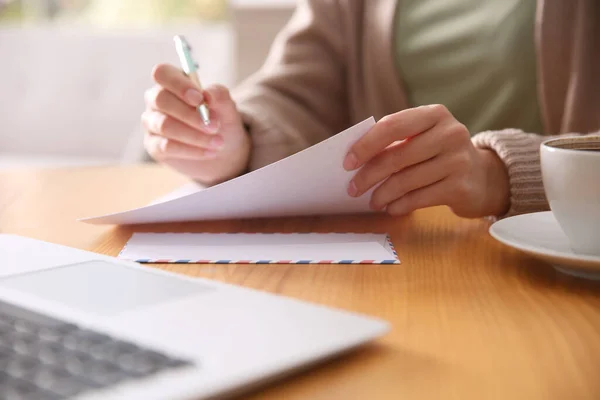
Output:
top-left (0, 234), bottom-right (389, 399)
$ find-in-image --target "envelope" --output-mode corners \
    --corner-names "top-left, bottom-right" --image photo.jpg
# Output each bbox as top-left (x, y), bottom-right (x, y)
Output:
top-left (119, 233), bottom-right (400, 264)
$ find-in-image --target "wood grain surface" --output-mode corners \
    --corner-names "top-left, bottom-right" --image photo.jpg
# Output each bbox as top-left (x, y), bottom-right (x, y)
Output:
top-left (2, 164), bottom-right (600, 400)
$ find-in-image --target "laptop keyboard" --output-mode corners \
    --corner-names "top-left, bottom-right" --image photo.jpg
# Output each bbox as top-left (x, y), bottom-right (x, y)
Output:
top-left (0, 299), bottom-right (193, 400)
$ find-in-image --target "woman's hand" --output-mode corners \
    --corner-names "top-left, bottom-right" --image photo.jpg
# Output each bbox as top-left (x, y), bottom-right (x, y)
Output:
top-left (142, 64), bottom-right (251, 185)
top-left (344, 105), bottom-right (510, 218)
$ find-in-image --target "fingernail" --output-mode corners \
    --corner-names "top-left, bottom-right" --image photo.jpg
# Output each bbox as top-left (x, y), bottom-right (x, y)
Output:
top-left (204, 149), bottom-right (218, 158)
top-left (370, 201), bottom-right (383, 211)
top-left (343, 152), bottom-right (359, 170)
top-left (348, 181), bottom-right (359, 197)
top-left (392, 203), bottom-right (408, 216)
top-left (159, 138), bottom-right (168, 152)
top-left (210, 135), bottom-right (224, 148)
top-left (202, 117), bottom-right (219, 134)
top-left (150, 113), bottom-right (165, 132)
top-left (184, 89), bottom-right (203, 106)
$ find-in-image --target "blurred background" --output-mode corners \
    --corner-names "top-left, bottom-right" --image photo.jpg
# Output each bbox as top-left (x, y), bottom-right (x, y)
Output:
top-left (0, 0), bottom-right (296, 169)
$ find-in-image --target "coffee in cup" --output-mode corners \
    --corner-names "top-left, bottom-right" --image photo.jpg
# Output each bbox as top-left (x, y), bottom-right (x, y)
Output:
top-left (540, 136), bottom-right (600, 256)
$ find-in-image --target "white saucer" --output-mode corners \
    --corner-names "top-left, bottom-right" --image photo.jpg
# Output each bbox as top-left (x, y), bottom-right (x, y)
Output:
top-left (489, 211), bottom-right (600, 279)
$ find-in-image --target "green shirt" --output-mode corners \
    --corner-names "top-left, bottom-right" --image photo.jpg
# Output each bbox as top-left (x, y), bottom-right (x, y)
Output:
top-left (394, 0), bottom-right (543, 134)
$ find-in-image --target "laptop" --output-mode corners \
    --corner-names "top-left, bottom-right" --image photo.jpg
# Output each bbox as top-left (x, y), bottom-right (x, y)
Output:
top-left (0, 234), bottom-right (389, 399)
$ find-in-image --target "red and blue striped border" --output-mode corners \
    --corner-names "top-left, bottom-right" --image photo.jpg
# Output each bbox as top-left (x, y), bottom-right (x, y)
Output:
top-left (134, 259), bottom-right (400, 264)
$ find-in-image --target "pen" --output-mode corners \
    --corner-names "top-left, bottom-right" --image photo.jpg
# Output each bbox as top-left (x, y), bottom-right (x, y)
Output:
top-left (174, 35), bottom-right (211, 126)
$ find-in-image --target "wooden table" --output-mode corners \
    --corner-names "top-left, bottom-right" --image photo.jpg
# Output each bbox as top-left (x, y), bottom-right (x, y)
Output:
top-left (2, 164), bottom-right (600, 400)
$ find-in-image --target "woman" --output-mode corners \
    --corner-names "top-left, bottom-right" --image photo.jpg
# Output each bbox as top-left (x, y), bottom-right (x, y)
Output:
top-left (141, 0), bottom-right (599, 219)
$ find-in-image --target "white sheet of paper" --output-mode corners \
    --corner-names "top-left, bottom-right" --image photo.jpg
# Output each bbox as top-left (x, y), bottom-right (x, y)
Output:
top-left (147, 183), bottom-right (204, 206)
top-left (118, 233), bottom-right (400, 264)
top-left (81, 117), bottom-right (376, 225)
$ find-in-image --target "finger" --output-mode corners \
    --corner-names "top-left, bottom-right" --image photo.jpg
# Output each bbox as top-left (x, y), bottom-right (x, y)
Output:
top-left (369, 154), bottom-right (454, 210)
top-left (348, 122), bottom-right (447, 197)
top-left (344, 104), bottom-right (449, 171)
top-left (202, 84), bottom-right (239, 122)
top-left (385, 179), bottom-right (451, 216)
top-left (144, 86), bottom-right (218, 134)
top-left (141, 111), bottom-right (224, 150)
top-left (144, 132), bottom-right (218, 161)
top-left (204, 84), bottom-right (232, 104)
top-left (152, 63), bottom-right (204, 107)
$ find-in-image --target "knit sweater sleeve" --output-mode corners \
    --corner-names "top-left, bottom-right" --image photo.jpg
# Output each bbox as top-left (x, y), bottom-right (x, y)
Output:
top-left (471, 129), bottom-right (599, 218)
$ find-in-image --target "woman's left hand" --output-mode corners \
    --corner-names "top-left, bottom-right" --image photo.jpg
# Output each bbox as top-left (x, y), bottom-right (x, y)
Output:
top-left (344, 105), bottom-right (510, 218)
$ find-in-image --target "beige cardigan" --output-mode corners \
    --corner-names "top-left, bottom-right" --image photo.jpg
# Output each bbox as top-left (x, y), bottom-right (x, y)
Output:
top-left (232, 0), bottom-right (600, 217)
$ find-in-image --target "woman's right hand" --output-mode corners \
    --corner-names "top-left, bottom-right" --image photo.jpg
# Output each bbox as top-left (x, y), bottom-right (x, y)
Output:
top-left (142, 64), bottom-right (251, 185)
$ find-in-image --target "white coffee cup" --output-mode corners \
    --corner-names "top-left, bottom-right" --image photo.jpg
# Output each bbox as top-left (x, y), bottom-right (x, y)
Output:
top-left (540, 136), bottom-right (600, 256)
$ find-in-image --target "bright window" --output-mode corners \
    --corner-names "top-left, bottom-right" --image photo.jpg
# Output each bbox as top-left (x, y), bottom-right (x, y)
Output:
top-left (0, 0), bottom-right (228, 25)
